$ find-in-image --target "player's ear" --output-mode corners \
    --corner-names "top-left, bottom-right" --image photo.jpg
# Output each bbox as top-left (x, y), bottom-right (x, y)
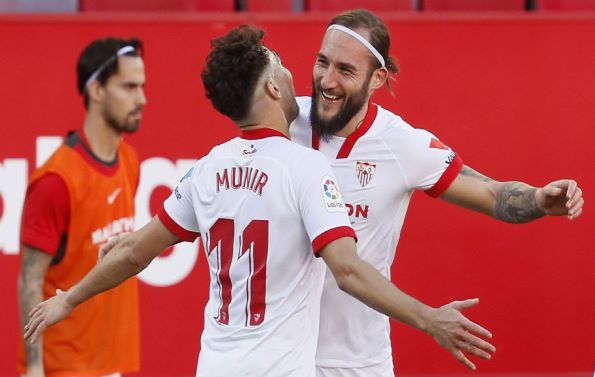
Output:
top-left (87, 80), bottom-right (104, 104)
top-left (265, 78), bottom-right (281, 100)
top-left (369, 67), bottom-right (388, 93)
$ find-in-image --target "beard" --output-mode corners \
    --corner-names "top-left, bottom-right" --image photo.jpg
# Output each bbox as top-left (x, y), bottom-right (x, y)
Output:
top-left (284, 92), bottom-right (300, 125)
top-left (103, 107), bottom-right (142, 134)
top-left (309, 79), bottom-right (370, 142)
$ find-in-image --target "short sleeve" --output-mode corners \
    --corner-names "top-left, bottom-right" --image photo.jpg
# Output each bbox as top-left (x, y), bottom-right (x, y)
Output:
top-left (395, 128), bottom-right (463, 197)
top-left (20, 173), bottom-right (70, 255)
top-left (293, 152), bottom-right (356, 256)
top-left (158, 167), bottom-right (200, 242)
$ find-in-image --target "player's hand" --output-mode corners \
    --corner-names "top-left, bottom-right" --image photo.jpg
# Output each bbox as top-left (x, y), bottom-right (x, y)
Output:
top-left (24, 289), bottom-right (73, 344)
top-left (426, 298), bottom-right (496, 370)
top-left (535, 179), bottom-right (583, 220)
top-left (98, 232), bottom-right (130, 261)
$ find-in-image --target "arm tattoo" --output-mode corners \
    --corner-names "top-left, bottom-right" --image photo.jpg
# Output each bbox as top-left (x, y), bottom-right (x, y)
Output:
top-left (18, 246), bottom-right (51, 369)
top-left (460, 165), bottom-right (493, 183)
top-left (495, 182), bottom-right (545, 223)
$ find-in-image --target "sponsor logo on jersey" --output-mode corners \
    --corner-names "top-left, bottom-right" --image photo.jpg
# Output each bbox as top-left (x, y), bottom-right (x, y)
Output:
top-left (346, 203), bottom-right (369, 219)
top-left (107, 187), bottom-right (121, 205)
top-left (321, 175), bottom-right (345, 212)
top-left (445, 150), bottom-right (456, 165)
top-left (242, 145), bottom-right (258, 156)
top-left (91, 216), bottom-right (135, 245)
top-left (356, 161), bottom-right (376, 187)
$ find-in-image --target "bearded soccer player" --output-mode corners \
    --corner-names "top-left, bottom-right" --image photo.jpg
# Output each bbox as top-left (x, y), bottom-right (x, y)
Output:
top-left (24, 26), bottom-right (495, 377)
top-left (17, 37), bottom-right (145, 377)
top-left (289, 9), bottom-right (585, 377)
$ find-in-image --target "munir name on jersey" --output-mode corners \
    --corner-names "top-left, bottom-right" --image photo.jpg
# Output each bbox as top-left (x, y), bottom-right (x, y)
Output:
top-left (216, 166), bottom-right (269, 196)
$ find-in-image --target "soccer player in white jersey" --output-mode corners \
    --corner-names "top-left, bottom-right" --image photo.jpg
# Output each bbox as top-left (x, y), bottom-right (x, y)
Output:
top-left (24, 25), bottom-right (496, 377)
top-left (289, 9), bottom-right (585, 377)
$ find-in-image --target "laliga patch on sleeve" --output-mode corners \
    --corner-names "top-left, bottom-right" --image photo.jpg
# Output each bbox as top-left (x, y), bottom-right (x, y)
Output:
top-left (321, 175), bottom-right (346, 213)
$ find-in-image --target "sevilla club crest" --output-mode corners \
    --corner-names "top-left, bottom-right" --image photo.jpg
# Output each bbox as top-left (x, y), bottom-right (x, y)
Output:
top-left (356, 161), bottom-right (376, 187)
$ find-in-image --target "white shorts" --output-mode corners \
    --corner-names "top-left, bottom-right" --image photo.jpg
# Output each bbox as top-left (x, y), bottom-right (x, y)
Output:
top-left (316, 357), bottom-right (394, 377)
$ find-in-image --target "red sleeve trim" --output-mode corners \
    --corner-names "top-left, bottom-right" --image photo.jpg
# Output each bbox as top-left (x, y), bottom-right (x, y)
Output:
top-left (157, 206), bottom-right (199, 242)
top-left (312, 226), bottom-right (357, 257)
top-left (426, 155), bottom-right (463, 198)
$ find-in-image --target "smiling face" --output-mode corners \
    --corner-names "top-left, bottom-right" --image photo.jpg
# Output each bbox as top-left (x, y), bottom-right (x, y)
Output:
top-left (310, 28), bottom-right (377, 140)
top-left (99, 55), bottom-right (146, 134)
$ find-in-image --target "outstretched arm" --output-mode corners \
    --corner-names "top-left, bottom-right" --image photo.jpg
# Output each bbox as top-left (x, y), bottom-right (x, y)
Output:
top-left (24, 216), bottom-right (178, 343)
top-left (441, 165), bottom-right (583, 223)
top-left (320, 237), bottom-right (496, 370)
top-left (18, 246), bottom-right (52, 377)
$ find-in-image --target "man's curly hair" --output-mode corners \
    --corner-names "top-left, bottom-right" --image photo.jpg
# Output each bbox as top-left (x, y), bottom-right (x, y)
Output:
top-left (201, 25), bottom-right (270, 121)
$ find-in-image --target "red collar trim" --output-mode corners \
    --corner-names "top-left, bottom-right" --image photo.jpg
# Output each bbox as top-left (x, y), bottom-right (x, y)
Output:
top-left (311, 103), bottom-right (378, 159)
top-left (240, 128), bottom-right (289, 140)
top-left (336, 103), bottom-right (378, 159)
top-left (312, 129), bottom-right (320, 150)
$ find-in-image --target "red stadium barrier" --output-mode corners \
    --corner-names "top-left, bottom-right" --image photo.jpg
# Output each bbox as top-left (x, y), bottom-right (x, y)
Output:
top-left (538, 0), bottom-right (595, 11)
top-left (421, 0), bottom-right (526, 11)
top-left (246, 0), bottom-right (294, 12)
top-left (80, 0), bottom-right (235, 12)
top-left (0, 13), bottom-right (593, 377)
top-left (305, 0), bottom-right (415, 12)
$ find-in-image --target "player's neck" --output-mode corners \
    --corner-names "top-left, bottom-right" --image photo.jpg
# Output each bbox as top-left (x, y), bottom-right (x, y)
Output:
top-left (334, 102), bottom-right (369, 138)
top-left (82, 113), bottom-right (122, 161)
top-left (239, 105), bottom-right (290, 138)
top-left (239, 122), bottom-right (289, 138)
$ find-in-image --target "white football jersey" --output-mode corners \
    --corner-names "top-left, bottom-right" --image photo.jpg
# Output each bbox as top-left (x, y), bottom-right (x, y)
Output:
top-left (158, 128), bottom-right (355, 377)
top-left (290, 97), bottom-right (463, 369)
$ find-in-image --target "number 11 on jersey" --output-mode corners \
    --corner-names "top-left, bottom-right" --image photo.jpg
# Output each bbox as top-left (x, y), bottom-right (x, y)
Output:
top-left (207, 218), bottom-right (269, 326)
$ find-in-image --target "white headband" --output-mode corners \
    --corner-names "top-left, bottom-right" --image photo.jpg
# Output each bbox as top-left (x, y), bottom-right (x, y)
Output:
top-left (327, 24), bottom-right (385, 67)
top-left (85, 45), bottom-right (136, 90)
